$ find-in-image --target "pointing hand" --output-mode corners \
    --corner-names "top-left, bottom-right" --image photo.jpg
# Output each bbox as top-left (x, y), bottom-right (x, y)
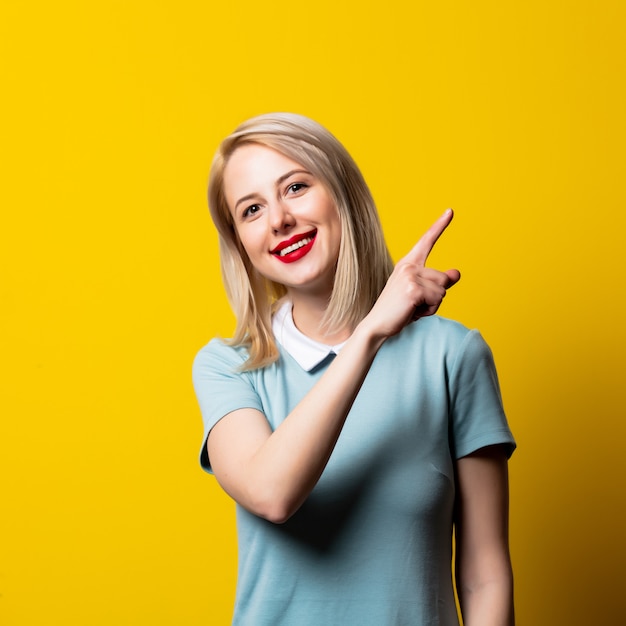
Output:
top-left (364, 209), bottom-right (461, 339)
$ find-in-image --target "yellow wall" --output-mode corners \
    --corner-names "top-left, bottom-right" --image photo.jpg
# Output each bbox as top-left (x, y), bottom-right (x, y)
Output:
top-left (1, 1), bottom-right (624, 624)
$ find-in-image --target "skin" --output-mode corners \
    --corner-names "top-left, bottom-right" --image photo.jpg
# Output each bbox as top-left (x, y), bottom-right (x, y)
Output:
top-left (455, 446), bottom-right (515, 625)
top-left (211, 143), bottom-right (514, 625)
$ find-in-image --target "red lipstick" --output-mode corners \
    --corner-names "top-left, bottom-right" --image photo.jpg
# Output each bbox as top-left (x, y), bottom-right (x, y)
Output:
top-left (271, 230), bottom-right (317, 264)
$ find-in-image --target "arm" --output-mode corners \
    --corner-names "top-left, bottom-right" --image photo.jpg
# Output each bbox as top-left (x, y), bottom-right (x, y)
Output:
top-left (455, 444), bottom-right (515, 626)
top-left (208, 210), bottom-right (461, 523)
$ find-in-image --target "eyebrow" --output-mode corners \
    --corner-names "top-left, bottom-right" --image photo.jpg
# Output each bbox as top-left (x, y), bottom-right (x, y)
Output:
top-left (234, 169), bottom-right (312, 211)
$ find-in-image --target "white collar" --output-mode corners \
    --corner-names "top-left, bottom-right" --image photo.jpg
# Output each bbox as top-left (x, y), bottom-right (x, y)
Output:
top-left (272, 301), bottom-right (346, 371)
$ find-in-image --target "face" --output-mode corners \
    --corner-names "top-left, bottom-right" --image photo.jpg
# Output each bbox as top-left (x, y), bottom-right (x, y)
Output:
top-left (223, 144), bottom-right (342, 299)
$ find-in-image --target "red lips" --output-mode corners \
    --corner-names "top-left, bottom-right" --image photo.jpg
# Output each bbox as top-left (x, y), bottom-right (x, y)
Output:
top-left (271, 230), bottom-right (317, 264)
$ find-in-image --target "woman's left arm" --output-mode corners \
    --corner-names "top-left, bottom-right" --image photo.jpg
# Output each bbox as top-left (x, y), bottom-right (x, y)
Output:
top-left (455, 444), bottom-right (515, 626)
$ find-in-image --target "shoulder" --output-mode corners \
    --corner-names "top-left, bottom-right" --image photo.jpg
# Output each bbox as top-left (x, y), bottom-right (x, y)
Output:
top-left (419, 316), bottom-right (492, 353)
top-left (381, 316), bottom-right (496, 377)
top-left (193, 337), bottom-right (249, 373)
top-left (412, 314), bottom-right (472, 340)
top-left (192, 338), bottom-right (258, 392)
top-left (389, 315), bottom-right (478, 353)
top-left (192, 338), bottom-right (265, 419)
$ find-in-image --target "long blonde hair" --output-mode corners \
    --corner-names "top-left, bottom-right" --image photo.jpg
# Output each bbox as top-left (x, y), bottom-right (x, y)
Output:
top-left (208, 113), bottom-right (393, 369)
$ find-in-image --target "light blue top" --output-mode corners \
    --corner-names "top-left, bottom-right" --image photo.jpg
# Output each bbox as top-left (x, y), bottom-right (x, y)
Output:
top-left (193, 314), bottom-right (515, 625)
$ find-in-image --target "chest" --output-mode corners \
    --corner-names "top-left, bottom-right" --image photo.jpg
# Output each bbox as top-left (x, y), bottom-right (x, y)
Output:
top-left (251, 347), bottom-right (455, 518)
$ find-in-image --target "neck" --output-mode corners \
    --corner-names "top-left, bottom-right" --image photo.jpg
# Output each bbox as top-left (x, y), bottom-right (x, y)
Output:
top-left (289, 292), bottom-right (352, 345)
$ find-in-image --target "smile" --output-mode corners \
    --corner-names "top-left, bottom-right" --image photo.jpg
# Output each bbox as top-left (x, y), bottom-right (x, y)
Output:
top-left (271, 230), bottom-right (317, 264)
top-left (277, 236), bottom-right (314, 256)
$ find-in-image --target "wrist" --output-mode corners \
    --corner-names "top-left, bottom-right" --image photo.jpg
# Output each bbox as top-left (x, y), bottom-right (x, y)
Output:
top-left (351, 318), bottom-right (388, 354)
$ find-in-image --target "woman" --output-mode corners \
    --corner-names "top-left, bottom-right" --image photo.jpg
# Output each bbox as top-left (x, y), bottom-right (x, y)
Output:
top-left (193, 113), bottom-right (515, 625)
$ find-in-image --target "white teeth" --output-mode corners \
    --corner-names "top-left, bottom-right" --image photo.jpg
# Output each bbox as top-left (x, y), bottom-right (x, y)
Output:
top-left (278, 237), bottom-right (313, 256)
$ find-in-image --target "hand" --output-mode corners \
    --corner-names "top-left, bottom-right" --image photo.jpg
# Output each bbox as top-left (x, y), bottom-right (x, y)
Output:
top-left (363, 209), bottom-right (461, 339)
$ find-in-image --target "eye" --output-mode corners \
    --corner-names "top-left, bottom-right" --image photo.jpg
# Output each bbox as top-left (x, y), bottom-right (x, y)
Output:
top-left (242, 204), bottom-right (261, 218)
top-left (287, 182), bottom-right (308, 194)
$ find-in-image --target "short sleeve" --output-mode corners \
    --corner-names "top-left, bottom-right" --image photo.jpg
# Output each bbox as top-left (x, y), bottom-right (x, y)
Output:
top-left (448, 330), bottom-right (516, 460)
top-left (192, 339), bottom-right (264, 472)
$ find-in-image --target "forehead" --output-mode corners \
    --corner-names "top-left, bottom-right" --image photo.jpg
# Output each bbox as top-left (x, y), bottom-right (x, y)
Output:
top-left (223, 144), bottom-right (307, 202)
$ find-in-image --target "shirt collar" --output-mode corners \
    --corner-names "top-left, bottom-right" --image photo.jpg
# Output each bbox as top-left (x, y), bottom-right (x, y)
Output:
top-left (272, 301), bottom-right (346, 371)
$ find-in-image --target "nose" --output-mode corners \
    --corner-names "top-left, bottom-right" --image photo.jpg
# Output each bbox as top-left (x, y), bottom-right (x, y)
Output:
top-left (269, 200), bottom-right (295, 234)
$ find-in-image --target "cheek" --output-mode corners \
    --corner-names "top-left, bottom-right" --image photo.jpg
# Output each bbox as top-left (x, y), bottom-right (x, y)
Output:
top-left (322, 197), bottom-right (341, 232)
top-left (231, 230), bottom-right (258, 268)
top-left (234, 223), bottom-right (259, 253)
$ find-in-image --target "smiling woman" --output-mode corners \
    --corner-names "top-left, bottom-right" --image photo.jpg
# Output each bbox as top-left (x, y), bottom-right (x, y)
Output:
top-left (193, 113), bottom-right (516, 626)
top-left (206, 113), bottom-right (394, 368)
top-left (223, 144), bottom-right (342, 305)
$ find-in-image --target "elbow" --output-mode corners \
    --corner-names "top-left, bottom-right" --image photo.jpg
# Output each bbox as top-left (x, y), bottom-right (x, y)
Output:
top-left (245, 487), bottom-right (302, 524)
top-left (456, 558), bottom-right (514, 624)
top-left (261, 507), bottom-right (293, 525)
top-left (254, 497), bottom-right (300, 524)
top-left (217, 470), bottom-right (305, 524)
top-left (252, 482), bottom-right (304, 524)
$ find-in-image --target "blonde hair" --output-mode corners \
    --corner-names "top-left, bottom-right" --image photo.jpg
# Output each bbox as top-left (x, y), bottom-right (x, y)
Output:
top-left (208, 113), bottom-right (394, 369)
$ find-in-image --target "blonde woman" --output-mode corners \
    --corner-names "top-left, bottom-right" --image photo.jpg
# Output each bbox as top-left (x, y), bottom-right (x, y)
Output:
top-left (194, 113), bottom-right (515, 626)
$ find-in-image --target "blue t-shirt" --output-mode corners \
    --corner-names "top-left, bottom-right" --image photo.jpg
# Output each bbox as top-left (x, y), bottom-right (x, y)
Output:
top-left (193, 315), bottom-right (515, 626)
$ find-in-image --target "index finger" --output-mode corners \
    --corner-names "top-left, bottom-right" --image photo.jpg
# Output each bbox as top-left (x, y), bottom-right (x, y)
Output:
top-left (404, 209), bottom-right (454, 266)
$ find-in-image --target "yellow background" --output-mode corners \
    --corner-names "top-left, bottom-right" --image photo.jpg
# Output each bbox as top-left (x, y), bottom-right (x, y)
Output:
top-left (1, 1), bottom-right (624, 624)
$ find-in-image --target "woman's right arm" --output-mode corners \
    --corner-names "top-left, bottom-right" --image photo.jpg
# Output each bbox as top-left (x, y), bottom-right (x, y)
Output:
top-left (207, 210), bottom-right (461, 523)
